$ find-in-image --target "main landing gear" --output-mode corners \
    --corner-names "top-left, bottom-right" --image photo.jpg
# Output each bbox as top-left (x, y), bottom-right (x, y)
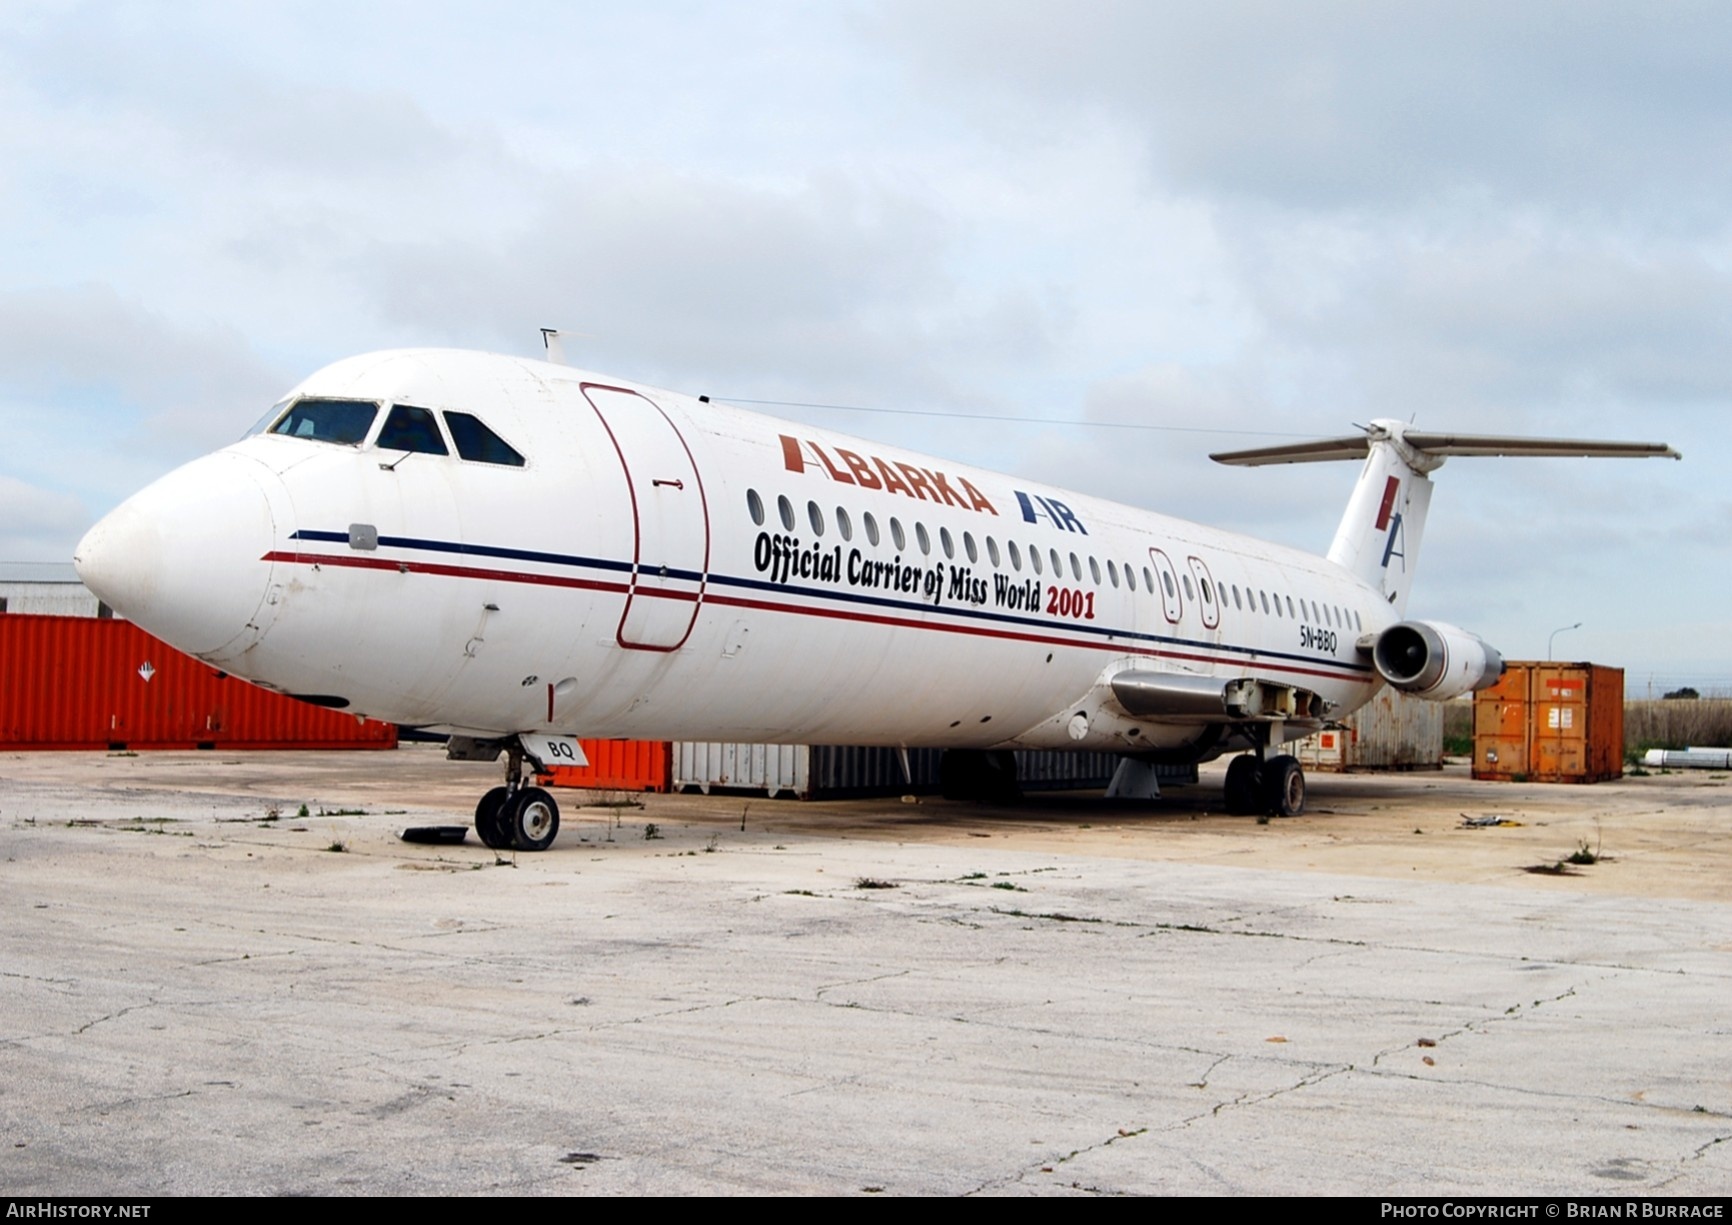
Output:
top-left (474, 742), bottom-right (561, 852)
top-left (1222, 745), bottom-right (1306, 818)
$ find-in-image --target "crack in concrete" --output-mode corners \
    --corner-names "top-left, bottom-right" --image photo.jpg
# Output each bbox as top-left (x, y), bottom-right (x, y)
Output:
top-left (1366, 982), bottom-right (1583, 1071)
top-left (813, 968), bottom-right (912, 999)
top-left (72, 1000), bottom-right (155, 1036)
top-left (966, 1124), bottom-right (1150, 1196)
top-left (1187, 1052), bottom-right (1234, 1089)
top-left (1126, 920), bottom-right (1715, 980)
top-left (1609, 1132), bottom-right (1730, 1193)
top-left (0, 969), bottom-right (76, 987)
top-left (86, 1087), bottom-right (197, 1113)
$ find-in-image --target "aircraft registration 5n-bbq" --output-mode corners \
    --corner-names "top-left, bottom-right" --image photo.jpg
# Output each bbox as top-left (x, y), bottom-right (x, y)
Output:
top-left (73, 345), bottom-right (1678, 851)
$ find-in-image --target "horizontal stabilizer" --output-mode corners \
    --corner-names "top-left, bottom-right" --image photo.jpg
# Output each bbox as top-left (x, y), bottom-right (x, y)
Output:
top-left (1210, 435), bottom-right (1371, 466)
top-left (1399, 432), bottom-right (1680, 460)
top-left (1212, 428), bottom-right (1680, 467)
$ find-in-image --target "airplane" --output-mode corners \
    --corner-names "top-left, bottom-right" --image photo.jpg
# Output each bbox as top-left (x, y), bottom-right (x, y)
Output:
top-left (71, 345), bottom-right (1678, 851)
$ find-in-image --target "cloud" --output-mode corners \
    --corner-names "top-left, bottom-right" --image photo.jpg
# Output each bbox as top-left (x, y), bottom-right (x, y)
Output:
top-left (351, 166), bottom-right (1068, 407)
top-left (874, 1), bottom-right (1732, 221)
top-left (0, 474), bottom-right (89, 562)
top-left (0, 283), bottom-right (290, 461)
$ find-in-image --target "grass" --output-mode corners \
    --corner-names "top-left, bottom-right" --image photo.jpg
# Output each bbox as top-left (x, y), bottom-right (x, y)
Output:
top-left (1626, 699), bottom-right (1732, 758)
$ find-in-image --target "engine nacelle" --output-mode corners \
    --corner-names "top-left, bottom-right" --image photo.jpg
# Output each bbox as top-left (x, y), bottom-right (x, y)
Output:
top-left (1371, 620), bottom-right (1505, 700)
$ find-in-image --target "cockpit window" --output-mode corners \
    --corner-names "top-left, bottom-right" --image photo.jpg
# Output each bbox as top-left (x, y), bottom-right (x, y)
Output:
top-left (271, 398), bottom-right (379, 445)
top-left (245, 397), bottom-right (292, 438)
top-left (377, 404), bottom-right (449, 456)
top-left (443, 411), bottom-right (526, 467)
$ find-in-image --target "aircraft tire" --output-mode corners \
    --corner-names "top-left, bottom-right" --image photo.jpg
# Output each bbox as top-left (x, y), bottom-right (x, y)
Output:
top-left (1223, 755), bottom-right (1262, 815)
top-left (474, 786), bottom-right (513, 850)
top-left (940, 750), bottom-right (981, 801)
top-left (505, 787), bottom-right (560, 852)
top-left (1262, 755), bottom-right (1305, 817)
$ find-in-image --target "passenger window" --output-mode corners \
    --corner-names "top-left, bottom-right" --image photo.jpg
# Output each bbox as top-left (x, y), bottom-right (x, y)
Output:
top-left (377, 405), bottom-right (449, 455)
top-left (1162, 571), bottom-right (1176, 599)
top-left (864, 512), bottom-right (880, 546)
top-left (1008, 541), bottom-right (1022, 571)
top-left (1069, 553), bottom-right (1082, 582)
top-left (940, 526), bottom-right (955, 559)
top-left (964, 532), bottom-right (978, 564)
top-left (987, 536), bottom-right (1000, 567)
top-left (1049, 548), bottom-right (1062, 577)
top-left (808, 501), bottom-right (825, 536)
top-left (778, 495), bottom-right (796, 531)
top-left (1142, 567), bottom-right (1154, 592)
top-left (836, 507), bottom-right (853, 542)
top-left (444, 411), bottom-right (525, 466)
top-left (271, 398), bottom-right (378, 446)
top-left (1089, 556), bottom-right (1101, 585)
top-left (1260, 591), bottom-right (1270, 614)
top-left (1182, 574), bottom-right (1195, 601)
top-left (1108, 560), bottom-right (1120, 588)
top-left (747, 489), bottom-right (765, 526)
top-left (1030, 547), bottom-right (1043, 576)
top-left (891, 518), bottom-right (906, 551)
top-left (916, 523), bottom-right (931, 555)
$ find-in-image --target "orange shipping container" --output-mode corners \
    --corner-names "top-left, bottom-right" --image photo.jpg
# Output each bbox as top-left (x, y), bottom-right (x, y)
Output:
top-left (0, 614), bottom-right (397, 750)
top-left (1473, 661), bottom-right (1623, 783)
top-left (538, 740), bottom-right (670, 792)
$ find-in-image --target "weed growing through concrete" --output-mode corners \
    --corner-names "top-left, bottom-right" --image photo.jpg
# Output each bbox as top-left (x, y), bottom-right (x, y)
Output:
top-left (643, 823), bottom-right (662, 840)
top-left (326, 840), bottom-right (347, 853)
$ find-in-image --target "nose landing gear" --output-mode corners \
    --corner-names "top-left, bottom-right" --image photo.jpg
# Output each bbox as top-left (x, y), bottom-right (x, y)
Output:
top-left (471, 741), bottom-right (561, 851)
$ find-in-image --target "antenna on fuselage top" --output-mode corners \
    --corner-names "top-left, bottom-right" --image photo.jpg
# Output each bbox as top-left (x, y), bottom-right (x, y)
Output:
top-left (540, 328), bottom-right (568, 365)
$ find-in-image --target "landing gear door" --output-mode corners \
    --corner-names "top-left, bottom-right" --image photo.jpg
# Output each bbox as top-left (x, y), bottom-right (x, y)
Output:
top-left (581, 384), bottom-right (711, 651)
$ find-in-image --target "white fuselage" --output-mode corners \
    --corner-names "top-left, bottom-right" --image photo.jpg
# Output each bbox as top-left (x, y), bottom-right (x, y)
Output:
top-left (75, 349), bottom-right (1395, 756)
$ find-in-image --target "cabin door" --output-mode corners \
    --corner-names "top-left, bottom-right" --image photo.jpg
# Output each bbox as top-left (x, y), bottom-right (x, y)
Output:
top-left (581, 384), bottom-right (710, 651)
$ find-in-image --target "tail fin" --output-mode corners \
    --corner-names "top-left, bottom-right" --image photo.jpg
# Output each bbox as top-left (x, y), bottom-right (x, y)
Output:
top-left (1211, 421), bottom-right (1679, 617)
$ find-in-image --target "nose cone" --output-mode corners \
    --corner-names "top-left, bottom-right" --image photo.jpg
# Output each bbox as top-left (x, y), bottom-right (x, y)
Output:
top-left (75, 452), bottom-right (287, 661)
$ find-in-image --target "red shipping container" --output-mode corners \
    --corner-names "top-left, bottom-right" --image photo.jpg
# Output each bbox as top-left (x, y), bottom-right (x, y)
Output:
top-left (0, 614), bottom-right (397, 750)
top-left (538, 740), bottom-right (670, 792)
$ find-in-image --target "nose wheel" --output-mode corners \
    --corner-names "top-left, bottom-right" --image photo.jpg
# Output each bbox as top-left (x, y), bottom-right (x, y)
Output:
top-left (472, 743), bottom-right (562, 851)
top-left (475, 786), bottom-right (513, 849)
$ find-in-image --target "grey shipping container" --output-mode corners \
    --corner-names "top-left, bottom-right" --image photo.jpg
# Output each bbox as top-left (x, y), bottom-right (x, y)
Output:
top-left (671, 743), bottom-right (1195, 799)
top-left (1294, 687), bottom-right (1444, 772)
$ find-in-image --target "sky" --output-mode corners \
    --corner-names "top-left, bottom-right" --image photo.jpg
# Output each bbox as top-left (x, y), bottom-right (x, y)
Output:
top-left (3, 1), bottom-right (1727, 692)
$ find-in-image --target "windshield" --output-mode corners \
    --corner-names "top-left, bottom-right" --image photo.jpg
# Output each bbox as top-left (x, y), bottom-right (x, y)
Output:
top-left (270, 398), bottom-right (380, 446)
top-left (244, 397), bottom-right (292, 438)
